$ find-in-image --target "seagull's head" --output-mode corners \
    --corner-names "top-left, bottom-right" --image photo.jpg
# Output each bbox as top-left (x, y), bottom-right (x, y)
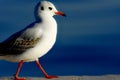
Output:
top-left (35, 1), bottom-right (66, 20)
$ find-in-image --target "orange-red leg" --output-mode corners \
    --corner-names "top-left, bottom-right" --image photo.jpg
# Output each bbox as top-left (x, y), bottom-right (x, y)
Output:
top-left (14, 60), bottom-right (26, 80)
top-left (36, 59), bottom-right (58, 79)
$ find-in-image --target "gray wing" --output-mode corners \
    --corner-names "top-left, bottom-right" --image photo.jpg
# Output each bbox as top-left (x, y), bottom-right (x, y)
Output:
top-left (0, 36), bottom-right (41, 55)
top-left (0, 28), bottom-right (42, 55)
top-left (0, 22), bottom-right (43, 55)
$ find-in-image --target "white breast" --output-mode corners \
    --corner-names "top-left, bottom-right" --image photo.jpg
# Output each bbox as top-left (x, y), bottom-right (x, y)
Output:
top-left (2, 15), bottom-right (57, 62)
top-left (17, 18), bottom-right (57, 62)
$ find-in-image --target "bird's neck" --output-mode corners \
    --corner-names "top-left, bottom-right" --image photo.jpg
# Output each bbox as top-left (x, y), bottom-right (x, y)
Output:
top-left (35, 14), bottom-right (57, 30)
top-left (40, 13), bottom-right (54, 21)
top-left (36, 13), bottom-right (55, 22)
top-left (39, 14), bottom-right (56, 26)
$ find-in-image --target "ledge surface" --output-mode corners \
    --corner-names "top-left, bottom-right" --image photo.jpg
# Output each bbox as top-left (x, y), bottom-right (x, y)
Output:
top-left (0, 75), bottom-right (120, 80)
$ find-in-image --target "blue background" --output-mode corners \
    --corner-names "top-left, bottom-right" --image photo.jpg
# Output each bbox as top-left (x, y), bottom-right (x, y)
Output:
top-left (0, 0), bottom-right (120, 77)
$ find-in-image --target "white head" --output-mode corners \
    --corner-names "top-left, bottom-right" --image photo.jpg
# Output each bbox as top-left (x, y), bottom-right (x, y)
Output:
top-left (34, 1), bottom-right (66, 21)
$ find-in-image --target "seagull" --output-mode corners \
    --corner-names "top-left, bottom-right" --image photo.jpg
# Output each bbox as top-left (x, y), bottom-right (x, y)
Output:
top-left (0, 1), bottom-right (66, 80)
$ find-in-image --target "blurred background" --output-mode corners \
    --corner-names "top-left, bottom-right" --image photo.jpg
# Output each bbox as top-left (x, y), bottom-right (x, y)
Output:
top-left (0, 0), bottom-right (120, 77)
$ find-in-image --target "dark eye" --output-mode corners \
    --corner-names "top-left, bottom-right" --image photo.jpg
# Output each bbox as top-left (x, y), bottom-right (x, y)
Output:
top-left (41, 6), bottom-right (44, 10)
top-left (48, 7), bottom-right (52, 10)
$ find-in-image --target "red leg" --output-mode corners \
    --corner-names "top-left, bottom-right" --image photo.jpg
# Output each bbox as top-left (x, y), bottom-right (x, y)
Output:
top-left (14, 60), bottom-right (26, 80)
top-left (36, 59), bottom-right (58, 79)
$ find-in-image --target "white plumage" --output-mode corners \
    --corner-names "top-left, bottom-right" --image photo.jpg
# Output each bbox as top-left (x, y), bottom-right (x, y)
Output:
top-left (0, 1), bottom-right (65, 79)
top-left (0, 1), bottom-right (59, 62)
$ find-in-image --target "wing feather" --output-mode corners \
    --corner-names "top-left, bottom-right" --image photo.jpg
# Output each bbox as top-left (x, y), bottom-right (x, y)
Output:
top-left (0, 22), bottom-right (42, 55)
top-left (0, 36), bottom-right (41, 55)
top-left (0, 35), bottom-right (41, 55)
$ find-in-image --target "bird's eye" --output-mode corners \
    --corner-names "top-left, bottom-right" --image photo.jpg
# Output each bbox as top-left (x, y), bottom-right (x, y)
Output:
top-left (41, 6), bottom-right (44, 10)
top-left (48, 7), bottom-right (52, 10)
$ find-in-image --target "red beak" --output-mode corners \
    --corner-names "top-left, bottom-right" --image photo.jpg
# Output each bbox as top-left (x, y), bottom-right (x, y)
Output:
top-left (55, 11), bottom-right (66, 17)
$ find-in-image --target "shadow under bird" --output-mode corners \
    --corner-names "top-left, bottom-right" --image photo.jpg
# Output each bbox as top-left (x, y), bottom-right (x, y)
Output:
top-left (0, 0), bottom-right (66, 80)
